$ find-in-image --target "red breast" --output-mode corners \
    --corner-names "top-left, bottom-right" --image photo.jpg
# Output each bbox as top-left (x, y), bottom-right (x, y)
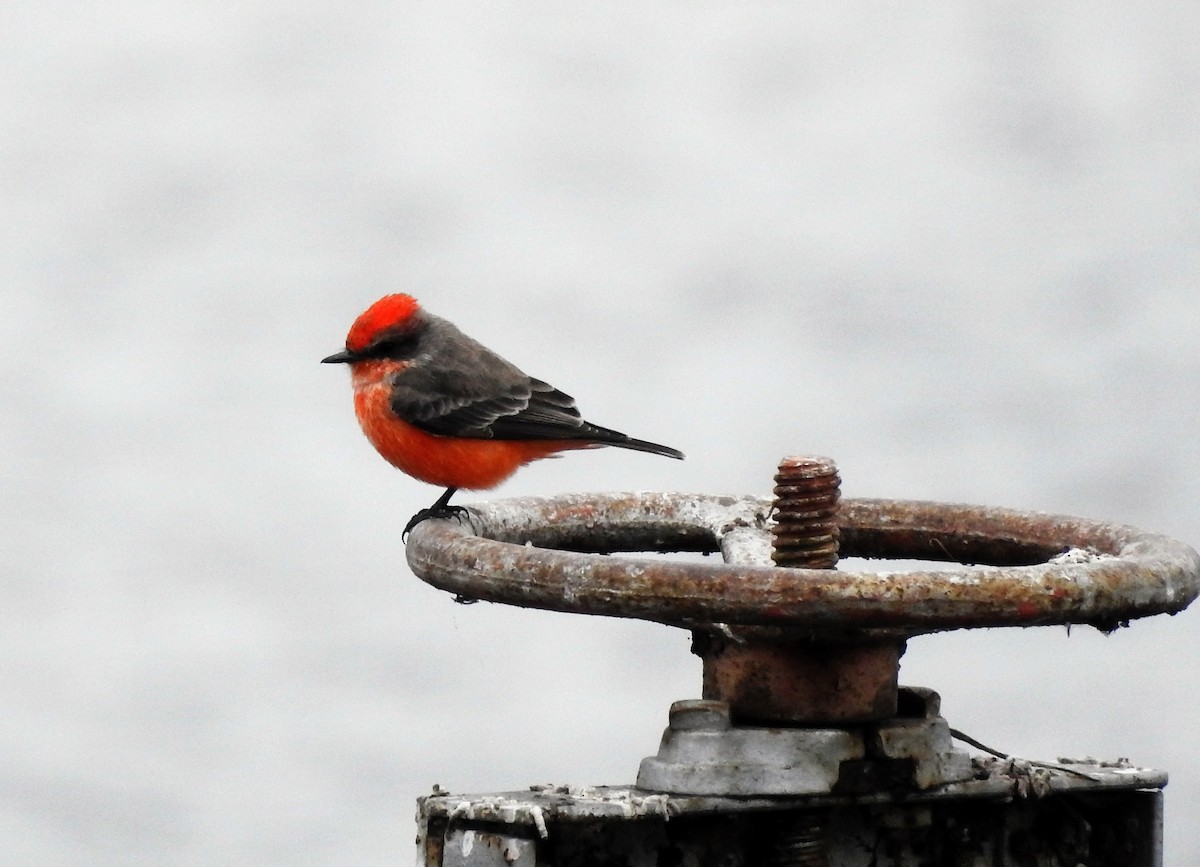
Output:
top-left (350, 359), bottom-right (586, 489)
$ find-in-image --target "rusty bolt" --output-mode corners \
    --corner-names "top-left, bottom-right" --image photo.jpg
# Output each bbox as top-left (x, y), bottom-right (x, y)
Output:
top-left (702, 457), bottom-right (899, 724)
top-left (772, 456), bottom-right (841, 569)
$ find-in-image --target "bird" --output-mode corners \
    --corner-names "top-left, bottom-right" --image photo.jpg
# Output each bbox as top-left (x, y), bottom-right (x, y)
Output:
top-left (323, 294), bottom-right (684, 537)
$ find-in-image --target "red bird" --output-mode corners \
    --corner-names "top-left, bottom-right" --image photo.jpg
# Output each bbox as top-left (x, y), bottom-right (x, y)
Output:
top-left (323, 294), bottom-right (683, 535)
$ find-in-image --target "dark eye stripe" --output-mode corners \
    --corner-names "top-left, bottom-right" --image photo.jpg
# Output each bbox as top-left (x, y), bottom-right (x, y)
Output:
top-left (362, 334), bottom-right (418, 361)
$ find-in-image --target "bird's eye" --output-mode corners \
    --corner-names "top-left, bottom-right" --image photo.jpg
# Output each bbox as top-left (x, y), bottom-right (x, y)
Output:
top-left (365, 334), bottom-right (417, 360)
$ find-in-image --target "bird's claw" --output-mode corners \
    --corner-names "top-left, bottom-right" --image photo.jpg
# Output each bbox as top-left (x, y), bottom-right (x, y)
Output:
top-left (402, 504), bottom-right (470, 541)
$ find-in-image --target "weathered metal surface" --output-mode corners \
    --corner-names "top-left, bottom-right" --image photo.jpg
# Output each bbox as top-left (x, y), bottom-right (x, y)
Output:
top-left (419, 759), bottom-right (1167, 826)
top-left (441, 829), bottom-right (536, 867)
top-left (697, 636), bottom-right (902, 723)
top-left (870, 716), bottom-right (973, 790)
top-left (636, 690), bottom-right (973, 797)
top-left (636, 700), bottom-right (866, 795)
top-left (772, 456), bottom-right (841, 569)
top-left (419, 768), bottom-right (1165, 866)
top-left (405, 492), bottom-right (1200, 636)
top-left (705, 457), bottom-right (879, 725)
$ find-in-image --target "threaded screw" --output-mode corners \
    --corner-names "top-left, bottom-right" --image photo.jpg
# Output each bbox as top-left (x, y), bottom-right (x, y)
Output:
top-left (766, 811), bottom-right (828, 866)
top-left (764, 458), bottom-right (838, 865)
top-left (771, 456), bottom-right (841, 569)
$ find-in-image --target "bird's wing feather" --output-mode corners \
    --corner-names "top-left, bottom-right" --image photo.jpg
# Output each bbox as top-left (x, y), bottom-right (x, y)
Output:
top-left (388, 317), bottom-right (589, 441)
top-left (391, 373), bottom-right (588, 440)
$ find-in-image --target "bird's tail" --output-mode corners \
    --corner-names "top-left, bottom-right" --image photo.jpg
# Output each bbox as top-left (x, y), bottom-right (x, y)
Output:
top-left (587, 424), bottom-right (685, 460)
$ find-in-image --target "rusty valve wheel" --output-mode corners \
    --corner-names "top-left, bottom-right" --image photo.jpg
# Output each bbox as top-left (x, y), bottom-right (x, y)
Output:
top-left (406, 461), bottom-right (1199, 728)
top-left (405, 491), bottom-right (1199, 636)
top-left (405, 459), bottom-right (1200, 800)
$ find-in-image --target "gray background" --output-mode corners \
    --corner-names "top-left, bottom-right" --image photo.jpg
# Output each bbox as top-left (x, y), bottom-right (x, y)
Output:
top-left (5, 2), bottom-right (1198, 863)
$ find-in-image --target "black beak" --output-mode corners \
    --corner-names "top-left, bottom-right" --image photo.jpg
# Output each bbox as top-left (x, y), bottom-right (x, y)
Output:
top-left (321, 349), bottom-right (357, 364)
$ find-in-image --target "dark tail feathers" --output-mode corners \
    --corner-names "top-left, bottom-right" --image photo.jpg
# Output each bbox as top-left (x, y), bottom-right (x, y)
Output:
top-left (587, 424), bottom-right (684, 460)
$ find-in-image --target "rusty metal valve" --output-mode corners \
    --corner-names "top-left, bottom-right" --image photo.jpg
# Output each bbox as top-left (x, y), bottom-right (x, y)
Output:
top-left (405, 488), bottom-right (1199, 636)
top-left (405, 459), bottom-right (1199, 797)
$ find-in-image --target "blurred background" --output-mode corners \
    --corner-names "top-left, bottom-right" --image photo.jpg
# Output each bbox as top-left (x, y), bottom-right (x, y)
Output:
top-left (4, 1), bottom-right (1198, 863)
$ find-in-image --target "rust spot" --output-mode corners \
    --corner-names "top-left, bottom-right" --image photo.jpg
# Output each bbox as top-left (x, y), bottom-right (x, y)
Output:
top-left (1016, 602), bottom-right (1040, 618)
top-left (697, 635), bottom-right (903, 724)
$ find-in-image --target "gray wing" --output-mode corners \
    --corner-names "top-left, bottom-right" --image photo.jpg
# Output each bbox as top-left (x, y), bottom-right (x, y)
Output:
top-left (388, 316), bottom-right (591, 441)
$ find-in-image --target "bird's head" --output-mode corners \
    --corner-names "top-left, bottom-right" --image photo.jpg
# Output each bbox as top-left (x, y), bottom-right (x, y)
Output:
top-left (322, 294), bottom-right (424, 365)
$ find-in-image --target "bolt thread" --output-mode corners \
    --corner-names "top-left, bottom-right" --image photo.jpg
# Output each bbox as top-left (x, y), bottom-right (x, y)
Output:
top-left (771, 456), bottom-right (841, 569)
top-left (766, 812), bottom-right (828, 866)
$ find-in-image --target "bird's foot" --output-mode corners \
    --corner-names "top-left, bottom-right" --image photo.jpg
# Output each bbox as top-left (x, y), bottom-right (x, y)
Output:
top-left (402, 504), bottom-right (470, 541)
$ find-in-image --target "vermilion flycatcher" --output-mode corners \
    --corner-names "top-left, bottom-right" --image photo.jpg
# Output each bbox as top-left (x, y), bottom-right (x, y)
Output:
top-left (323, 294), bottom-right (684, 535)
